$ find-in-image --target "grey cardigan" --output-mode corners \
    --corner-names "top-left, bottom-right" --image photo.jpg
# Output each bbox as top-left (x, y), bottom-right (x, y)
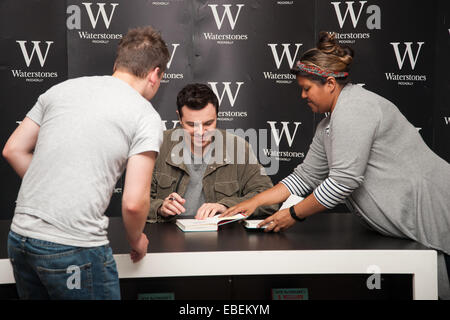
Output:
top-left (281, 83), bottom-right (450, 299)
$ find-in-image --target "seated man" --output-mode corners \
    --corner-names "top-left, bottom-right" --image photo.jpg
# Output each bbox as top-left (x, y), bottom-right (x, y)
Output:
top-left (148, 83), bottom-right (278, 222)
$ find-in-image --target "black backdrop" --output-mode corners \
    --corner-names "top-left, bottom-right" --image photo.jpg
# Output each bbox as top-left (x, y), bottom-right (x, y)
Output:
top-left (0, 0), bottom-right (448, 219)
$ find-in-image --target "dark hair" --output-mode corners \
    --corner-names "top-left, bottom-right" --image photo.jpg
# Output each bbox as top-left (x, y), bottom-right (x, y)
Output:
top-left (176, 83), bottom-right (219, 117)
top-left (297, 31), bottom-right (354, 85)
top-left (114, 26), bottom-right (169, 78)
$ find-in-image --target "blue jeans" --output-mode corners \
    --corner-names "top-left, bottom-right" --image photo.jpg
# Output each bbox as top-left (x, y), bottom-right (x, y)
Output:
top-left (7, 231), bottom-right (120, 300)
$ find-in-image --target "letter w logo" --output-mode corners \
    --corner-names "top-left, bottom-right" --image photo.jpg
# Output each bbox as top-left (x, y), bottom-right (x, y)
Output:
top-left (166, 44), bottom-right (180, 69)
top-left (390, 42), bottom-right (424, 70)
top-left (331, 1), bottom-right (367, 28)
top-left (268, 44), bottom-right (303, 69)
top-left (82, 2), bottom-right (118, 29)
top-left (208, 4), bottom-right (244, 30)
top-left (267, 121), bottom-right (302, 147)
top-left (16, 41), bottom-right (53, 67)
top-left (208, 82), bottom-right (244, 107)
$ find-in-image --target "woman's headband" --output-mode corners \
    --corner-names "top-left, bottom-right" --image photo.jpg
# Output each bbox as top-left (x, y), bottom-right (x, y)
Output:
top-left (291, 61), bottom-right (349, 78)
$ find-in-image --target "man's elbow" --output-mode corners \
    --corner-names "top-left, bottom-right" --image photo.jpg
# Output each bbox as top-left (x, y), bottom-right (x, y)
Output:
top-left (2, 142), bottom-right (26, 161)
top-left (2, 144), bottom-right (14, 162)
top-left (122, 197), bottom-right (150, 216)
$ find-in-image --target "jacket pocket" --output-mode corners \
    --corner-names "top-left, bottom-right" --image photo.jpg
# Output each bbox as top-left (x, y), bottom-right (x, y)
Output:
top-left (155, 172), bottom-right (176, 189)
top-left (214, 181), bottom-right (240, 197)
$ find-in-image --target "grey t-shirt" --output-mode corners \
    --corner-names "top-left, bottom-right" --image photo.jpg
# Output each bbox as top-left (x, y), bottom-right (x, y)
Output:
top-left (11, 76), bottom-right (163, 247)
top-left (180, 143), bottom-right (213, 217)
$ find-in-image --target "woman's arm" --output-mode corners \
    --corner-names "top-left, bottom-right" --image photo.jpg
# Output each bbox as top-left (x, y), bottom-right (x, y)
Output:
top-left (259, 191), bottom-right (327, 232)
top-left (220, 182), bottom-right (291, 217)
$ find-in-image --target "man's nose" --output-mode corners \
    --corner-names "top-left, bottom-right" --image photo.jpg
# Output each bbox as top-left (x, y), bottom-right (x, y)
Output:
top-left (194, 122), bottom-right (203, 135)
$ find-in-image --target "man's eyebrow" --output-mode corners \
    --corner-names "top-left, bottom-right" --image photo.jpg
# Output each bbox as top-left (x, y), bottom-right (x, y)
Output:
top-left (186, 119), bottom-right (215, 125)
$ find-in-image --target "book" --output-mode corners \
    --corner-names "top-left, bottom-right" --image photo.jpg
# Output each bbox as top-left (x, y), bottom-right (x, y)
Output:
top-left (175, 213), bottom-right (247, 232)
top-left (242, 219), bottom-right (267, 230)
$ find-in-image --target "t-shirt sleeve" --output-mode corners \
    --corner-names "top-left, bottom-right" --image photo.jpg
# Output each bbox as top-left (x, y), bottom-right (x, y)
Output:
top-left (128, 111), bottom-right (163, 158)
top-left (26, 93), bottom-right (46, 126)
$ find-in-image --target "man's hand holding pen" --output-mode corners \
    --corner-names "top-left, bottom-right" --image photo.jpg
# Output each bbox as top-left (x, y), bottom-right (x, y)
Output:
top-left (158, 192), bottom-right (186, 217)
top-left (157, 192), bottom-right (227, 220)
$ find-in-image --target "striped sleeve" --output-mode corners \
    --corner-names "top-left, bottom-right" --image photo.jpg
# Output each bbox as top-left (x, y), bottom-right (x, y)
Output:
top-left (280, 172), bottom-right (313, 197)
top-left (313, 177), bottom-right (354, 209)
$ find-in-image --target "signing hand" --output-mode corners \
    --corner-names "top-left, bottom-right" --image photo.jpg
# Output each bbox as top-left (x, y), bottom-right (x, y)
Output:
top-left (195, 203), bottom-right (227, 220)
top-left (258, 208), bottom-right (296, 232)
top-left (158, 192), bottom-right (186, 217)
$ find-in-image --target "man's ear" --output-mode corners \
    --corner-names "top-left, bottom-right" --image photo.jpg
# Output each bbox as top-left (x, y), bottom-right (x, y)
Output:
top-left (147, 67), bottom-right (161, 86)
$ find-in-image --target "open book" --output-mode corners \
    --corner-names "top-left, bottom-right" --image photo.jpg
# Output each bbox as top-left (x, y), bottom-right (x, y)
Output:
top-left (175, 213), bottom-right (247, 232)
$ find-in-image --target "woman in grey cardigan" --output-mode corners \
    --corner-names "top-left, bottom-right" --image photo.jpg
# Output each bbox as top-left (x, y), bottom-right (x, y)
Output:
top-left (222, 32), bottom-right (450, 299)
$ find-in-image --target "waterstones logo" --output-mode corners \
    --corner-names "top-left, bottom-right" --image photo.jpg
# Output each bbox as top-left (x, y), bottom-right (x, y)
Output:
top-left (12, 40), bottom-right (58, 82)
top-left (152, 0), bottom-right (184, 4)
top-left (66, 2), bottom-right (123, 44)
top-left (265, 121), bottom-right (304, 161)
top-left (209, 82), bottom-right (244, 107)
top-left (162, 44), bottom-right (183, 83)
top-left (385, 42), bottom-right (427, 86)
top-left (263, 43), bottom-right (302, 84)
top-left (444, 117), bottom-right (450, 125)
top-left (208, 82), bottom-right (247, 121)
top-left (330, 1), bottom-right (381, 44)
top-left (204, 4), bottom-right (248, 45)
top-left (161, 120), bottom-right (180, 131)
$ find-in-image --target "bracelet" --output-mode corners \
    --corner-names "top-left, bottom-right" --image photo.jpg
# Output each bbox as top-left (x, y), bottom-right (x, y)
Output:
top-left (289, 206), bottom-right (306, 222)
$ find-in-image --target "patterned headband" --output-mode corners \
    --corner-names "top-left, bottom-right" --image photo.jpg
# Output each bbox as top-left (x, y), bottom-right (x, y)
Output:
top-left (292, 61), bottom-right (349, 78)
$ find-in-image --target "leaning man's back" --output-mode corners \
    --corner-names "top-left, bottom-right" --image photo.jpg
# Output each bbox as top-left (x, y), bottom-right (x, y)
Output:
top-left (12, 75), bottom-right (162, 247)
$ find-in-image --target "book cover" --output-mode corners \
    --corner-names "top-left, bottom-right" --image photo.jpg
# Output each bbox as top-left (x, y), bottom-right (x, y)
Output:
top-left (175, 213), bottom-right (247, 232)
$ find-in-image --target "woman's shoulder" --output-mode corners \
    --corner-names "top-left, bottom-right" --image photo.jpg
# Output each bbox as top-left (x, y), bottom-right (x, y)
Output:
top-left (340, 84), bottom-right (394, 110)
top-left (331, 84), bottom-right (384, 125)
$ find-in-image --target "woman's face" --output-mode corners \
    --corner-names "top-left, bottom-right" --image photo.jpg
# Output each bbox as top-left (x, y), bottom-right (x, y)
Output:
top-left (297, 76), bottom-right (335, 114)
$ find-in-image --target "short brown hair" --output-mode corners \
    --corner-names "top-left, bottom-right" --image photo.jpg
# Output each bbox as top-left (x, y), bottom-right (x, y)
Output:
top-left (114, 26), bottom-right (169, 78)
top-left (176, 83), bottom-right (219, 118)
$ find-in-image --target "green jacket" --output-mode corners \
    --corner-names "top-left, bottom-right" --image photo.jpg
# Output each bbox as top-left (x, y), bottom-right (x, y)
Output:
top-left (148, 128), bottom-right (279, 222)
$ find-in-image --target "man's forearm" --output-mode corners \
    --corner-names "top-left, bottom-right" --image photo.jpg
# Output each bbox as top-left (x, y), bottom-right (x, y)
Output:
top-left (3, 150), bottom-right (33, 178)
top-left (122, 199), bottom-right (150, 245)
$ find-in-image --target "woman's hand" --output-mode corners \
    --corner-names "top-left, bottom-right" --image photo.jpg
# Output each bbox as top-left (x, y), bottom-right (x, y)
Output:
top-left (258, 208), bottom-right (296, 232)
top-left (219, 198), bottom-right (260, 218)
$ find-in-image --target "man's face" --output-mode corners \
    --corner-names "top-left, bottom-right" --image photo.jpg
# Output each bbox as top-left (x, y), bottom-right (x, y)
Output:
top-left (179, 103), bottom-right (217, 151)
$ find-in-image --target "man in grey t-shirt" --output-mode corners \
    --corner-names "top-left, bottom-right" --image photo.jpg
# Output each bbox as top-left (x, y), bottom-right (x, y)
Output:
top-left (2, 26), bottom-right (169, 300)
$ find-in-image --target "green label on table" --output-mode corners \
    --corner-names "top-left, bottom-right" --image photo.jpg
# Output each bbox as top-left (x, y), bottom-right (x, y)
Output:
top-left (138, 292), bottom-right (175, 300)
top-left (272, 288), bottom-right (309, 300)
